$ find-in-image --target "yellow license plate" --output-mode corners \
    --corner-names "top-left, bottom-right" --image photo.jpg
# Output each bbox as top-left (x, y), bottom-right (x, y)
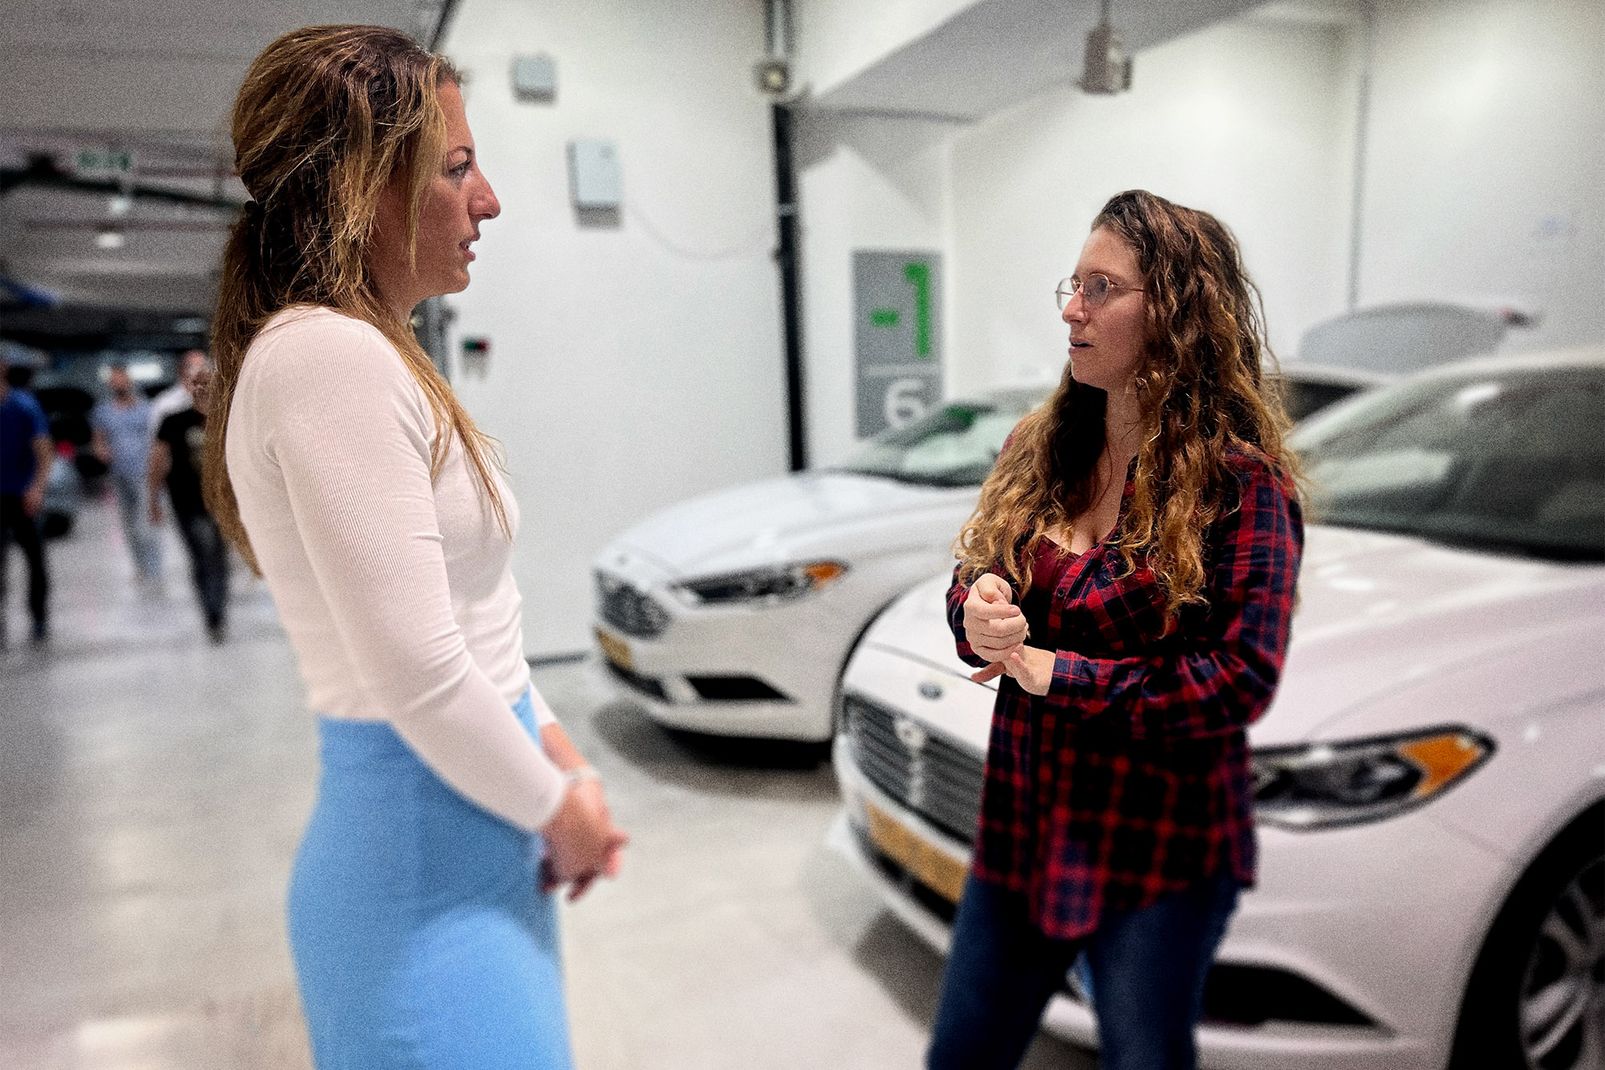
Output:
top-left (595, 628), bottom-right (633, 673)
top-left (864, 799), bottom-right (967, 904)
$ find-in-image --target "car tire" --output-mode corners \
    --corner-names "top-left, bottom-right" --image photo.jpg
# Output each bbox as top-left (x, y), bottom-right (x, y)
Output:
top-left (1450, 804), bottom-right (1605, 1070)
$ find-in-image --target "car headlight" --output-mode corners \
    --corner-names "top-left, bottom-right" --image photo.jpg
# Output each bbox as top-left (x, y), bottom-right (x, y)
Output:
top-left (1253, 727), bottom-right (1494, 830)
top-left (673, 561), bottom-right (849, 606)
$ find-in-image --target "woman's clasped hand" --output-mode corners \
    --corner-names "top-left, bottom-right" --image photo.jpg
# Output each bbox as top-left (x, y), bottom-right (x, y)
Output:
top-left (961, 573), bottom-right (1055, 695)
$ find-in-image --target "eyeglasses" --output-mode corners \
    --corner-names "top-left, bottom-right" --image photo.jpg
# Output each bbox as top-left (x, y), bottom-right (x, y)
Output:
top-left (1055, 274), bottom-right (1145, 311)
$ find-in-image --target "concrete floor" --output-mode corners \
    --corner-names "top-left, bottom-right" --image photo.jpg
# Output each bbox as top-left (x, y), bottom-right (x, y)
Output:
top-left (1, 494), bottom-right (1091, 1069)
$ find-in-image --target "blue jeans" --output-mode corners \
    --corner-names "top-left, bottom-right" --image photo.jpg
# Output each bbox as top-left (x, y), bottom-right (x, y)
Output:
top-left (928, 873), bottom-right (1238, 1070)
top-left (110, 469), bottom-right (161, 579)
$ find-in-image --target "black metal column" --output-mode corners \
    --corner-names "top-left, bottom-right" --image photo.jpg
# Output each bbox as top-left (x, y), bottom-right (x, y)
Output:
top-left (771, 102), bottom-right (807, 472)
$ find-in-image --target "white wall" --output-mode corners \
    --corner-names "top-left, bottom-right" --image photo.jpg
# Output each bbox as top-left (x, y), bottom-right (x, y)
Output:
top-left (1357, 0), bottom-right (1605, 351)
top-left (945, 15), bottom-right (1361, 393)
top-left (795, 113), bottom-right (955, 466)
top-left (442, 0), bottom-right (787, 657)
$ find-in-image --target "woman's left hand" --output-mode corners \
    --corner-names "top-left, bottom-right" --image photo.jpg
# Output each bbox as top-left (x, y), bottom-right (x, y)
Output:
top-left (969, 645), bottom-right (1056, 696)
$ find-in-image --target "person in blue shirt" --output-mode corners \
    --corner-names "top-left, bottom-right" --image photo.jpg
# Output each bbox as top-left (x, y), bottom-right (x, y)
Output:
top-left (91, 364), bottom-right (163, 583)
top-left (0, 356), bottom-right (54, 645)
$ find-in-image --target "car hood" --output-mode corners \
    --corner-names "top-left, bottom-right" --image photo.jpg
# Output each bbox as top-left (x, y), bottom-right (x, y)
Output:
top-left (1257, 526), bottom-right (1605, 744)
top-left (604, 471), bottom-right (973, 577)
top-left (859, 527), bottom-right (1605, 746)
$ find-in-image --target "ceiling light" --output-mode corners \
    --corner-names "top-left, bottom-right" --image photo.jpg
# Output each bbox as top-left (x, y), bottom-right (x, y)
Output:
top-left (95, 227), bottom-right (126, 250)
top-left (107, 193), bottom-right (134, 218)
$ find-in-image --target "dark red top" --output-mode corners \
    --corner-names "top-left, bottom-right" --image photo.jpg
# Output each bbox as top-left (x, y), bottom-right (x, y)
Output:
top-left (947, 449), bottom-right (1303, 939)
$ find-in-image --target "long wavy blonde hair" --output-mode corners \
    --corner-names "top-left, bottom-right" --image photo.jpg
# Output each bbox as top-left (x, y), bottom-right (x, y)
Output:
top-left (203, 25), bottom-right (507, 573)
top-left (956, 189), bottom-right (1301, 623)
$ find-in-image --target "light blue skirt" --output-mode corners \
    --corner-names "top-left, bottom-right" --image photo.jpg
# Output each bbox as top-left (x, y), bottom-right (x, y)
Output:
top-left (288, 691), bottom-right (573, 1069)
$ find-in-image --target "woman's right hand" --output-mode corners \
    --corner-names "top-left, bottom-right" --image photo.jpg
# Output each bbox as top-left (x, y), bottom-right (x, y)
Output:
top-left (963, 572), bottom-right (1028, 663)
top-left (541, 779), bottom-right (629, 901)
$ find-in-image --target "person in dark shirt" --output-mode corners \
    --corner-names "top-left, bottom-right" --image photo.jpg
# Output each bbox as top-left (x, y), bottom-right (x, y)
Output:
top-left (929, 191), bottom-right (1304, 1070)
top-left (149, 356), bottom-right (229, 643)
top-left (0, 355), bottom-right (54, 645)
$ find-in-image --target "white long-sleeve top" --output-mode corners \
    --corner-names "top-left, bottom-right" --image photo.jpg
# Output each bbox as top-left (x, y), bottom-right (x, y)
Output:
top-left (227, 305), bottom-right (566, 833)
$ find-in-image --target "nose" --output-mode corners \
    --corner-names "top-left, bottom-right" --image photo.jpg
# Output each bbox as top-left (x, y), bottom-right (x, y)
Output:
top-left (1061, 289), bottom-right (1088, 326)
top-left (473, 173), bottom-right (501, 222)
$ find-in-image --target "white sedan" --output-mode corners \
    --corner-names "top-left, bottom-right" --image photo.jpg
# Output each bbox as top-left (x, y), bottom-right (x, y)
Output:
top-left (831, 347), bottom-right (1605, 1070)
top-left (591, 386), bottom-right (1048, 742)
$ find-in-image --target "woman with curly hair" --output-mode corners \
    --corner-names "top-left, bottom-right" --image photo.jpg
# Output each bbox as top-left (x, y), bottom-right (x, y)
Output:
top-left (927, 190), bottom-right (1304, 1070)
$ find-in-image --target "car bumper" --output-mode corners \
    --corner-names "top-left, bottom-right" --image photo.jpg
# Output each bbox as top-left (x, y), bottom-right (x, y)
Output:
top-left (832, 736), bottom-right (1507, 1070)
top-left (592, 569), bottom-right (851, 743)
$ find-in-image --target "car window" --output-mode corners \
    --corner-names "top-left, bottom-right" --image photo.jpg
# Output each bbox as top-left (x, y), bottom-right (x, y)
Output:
top-left (1291, 368), bottom-right (1605, 562)
top-left (1280, 378), bottom-right (1361, 423)
top-left (835, 396), bottom-right (1043, 487)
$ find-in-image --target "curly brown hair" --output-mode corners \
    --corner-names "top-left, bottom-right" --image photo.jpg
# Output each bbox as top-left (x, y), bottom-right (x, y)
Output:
top-left (956, 189), bottom-right (1301, 623)
top-left (204, 25), bottom-right (508, 573)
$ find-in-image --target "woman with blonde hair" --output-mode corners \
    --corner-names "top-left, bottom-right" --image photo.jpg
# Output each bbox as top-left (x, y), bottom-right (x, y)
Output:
top-left (928, 190), bottom-right (1304, 1070)
top-left (205, 25), bottom-right (626, 1068)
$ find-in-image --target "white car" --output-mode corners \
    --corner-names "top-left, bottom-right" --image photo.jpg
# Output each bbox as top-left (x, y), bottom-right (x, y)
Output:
top-left (592, 366), bottom-right (1388, 744)
top-left (831, 347), bottom-right (1605, 1070)
top-left (591, 386), bottom-right (1048, 742)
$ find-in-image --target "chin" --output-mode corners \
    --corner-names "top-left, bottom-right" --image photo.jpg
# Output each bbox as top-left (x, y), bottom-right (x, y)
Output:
top-left (1068, 362), bottom-right (1107, 393)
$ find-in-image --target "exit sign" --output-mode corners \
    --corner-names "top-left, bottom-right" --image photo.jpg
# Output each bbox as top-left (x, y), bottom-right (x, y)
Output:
top-left (74, 148), bottom-right (135, 178)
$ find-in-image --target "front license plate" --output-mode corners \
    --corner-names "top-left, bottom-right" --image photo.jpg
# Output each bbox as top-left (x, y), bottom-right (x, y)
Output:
top-left (595, 628), bottom-right (633, 673)
top-left (863, 799), bottom-right (967, 904)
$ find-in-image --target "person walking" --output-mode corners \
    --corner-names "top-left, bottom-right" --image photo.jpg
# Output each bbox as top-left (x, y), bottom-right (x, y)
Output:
top-left (148, 355), bottom-right (229, 643)
top-left (149, 349), bottom-right (209, 434)
top-left (203, 25), bottom-right (627, 1069)
top-left (0, 355), bottom-right (53, 646)
top-left (928, 190), bottom-right (1305, 1070)
top-left (92, 365), bottom-right (162, 584)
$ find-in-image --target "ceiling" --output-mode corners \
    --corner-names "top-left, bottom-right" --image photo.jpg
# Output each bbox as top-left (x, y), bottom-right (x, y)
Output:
top-left (807, 0), bottom-right (1331, 121)
top-left (0, 0), bottom-right (447, 349)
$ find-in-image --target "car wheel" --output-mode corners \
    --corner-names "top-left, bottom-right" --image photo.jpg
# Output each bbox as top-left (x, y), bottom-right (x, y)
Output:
top-left (1452, 810), bottom-right (1605, 1070)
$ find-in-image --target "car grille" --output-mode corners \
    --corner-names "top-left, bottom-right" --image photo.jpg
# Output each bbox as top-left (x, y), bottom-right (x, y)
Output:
top-left (595, 571), bottom-right (669, 638)
top-left (843, 692), bottom-right (985, 844)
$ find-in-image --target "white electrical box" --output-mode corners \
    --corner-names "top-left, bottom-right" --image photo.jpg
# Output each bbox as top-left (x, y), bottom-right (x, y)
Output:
top-left (567, 139), bottom-right (622, 209)
top-left (511, 54), bottom-right (556, 102)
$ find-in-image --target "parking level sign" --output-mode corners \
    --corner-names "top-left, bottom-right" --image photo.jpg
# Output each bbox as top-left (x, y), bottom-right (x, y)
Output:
top-left (854, 250), bottom-right (942, 436)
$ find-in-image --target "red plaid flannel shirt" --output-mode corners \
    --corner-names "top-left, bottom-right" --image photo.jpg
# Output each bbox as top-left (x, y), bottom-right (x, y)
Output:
top-left (947, 448), bottom-right (1303, 939)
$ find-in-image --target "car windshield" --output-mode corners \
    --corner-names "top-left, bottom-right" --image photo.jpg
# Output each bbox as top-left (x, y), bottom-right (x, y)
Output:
top-left (1291, 365), bottom-right (1605, 562)
top-left (835, 393), bottom-right (1044, 487)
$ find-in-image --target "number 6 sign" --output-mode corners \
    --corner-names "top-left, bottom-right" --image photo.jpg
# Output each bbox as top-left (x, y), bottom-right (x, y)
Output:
top-left (854, 250), bottom-right (943, 436)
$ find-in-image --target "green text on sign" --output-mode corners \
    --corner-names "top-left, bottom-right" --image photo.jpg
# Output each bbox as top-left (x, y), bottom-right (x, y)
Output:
top-left (869, 309), bottom-right (900, 328)
top-left (904, 261), bottom-right (932, 358)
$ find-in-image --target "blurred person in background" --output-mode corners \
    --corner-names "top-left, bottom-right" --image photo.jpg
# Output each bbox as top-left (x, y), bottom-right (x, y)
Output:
top-left (204, 25), bottom-right (627, 1069)
top-left (931, 190), bottom-right (1304, 1070)
top-left (149, 348), bottom-right (209, 434)
top-left (148, 354), bottom-right (229, 644)
top-left (0, 355), bottom-right (54, 646)
top-left (92, 364), bottom-right (162, 585)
